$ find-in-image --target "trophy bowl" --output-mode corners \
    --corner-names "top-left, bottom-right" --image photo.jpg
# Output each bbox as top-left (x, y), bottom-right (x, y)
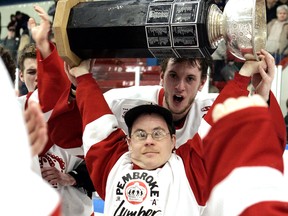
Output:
top-left (208, 0), bottom-right (267, 61)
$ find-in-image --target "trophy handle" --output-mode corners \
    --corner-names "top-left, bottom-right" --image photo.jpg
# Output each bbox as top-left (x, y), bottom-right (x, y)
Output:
top-left (53, 0), bottom-right (82, 67)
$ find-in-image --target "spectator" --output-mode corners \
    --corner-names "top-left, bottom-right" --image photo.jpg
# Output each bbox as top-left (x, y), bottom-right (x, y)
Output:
top-left (266, 4), bottom-right (288, 64)
top-left (211, 40), bottom-right (227, 91)
top-left (9, 14), bottom-right (17, 28)
top-left (266, 0), bottom-right (280, 23)
top-left (0, 22), bottom-right (19, 63)
top-left (11, 14), bottom-right (16, 21)
top-left (0, 45), bottom-right (16, 82)
top-left (15, 10), bottom-right (30, 38)
top-left (48, 0), bottom-right (59, 22)
top-left (15, 11), bottom-right (32, 55)
top-left (0, 42), bottom-right (25, 98)
top-left (278, 0), bottom-right (288, 5)
top-left (218, 50), bottom-right (244, 84)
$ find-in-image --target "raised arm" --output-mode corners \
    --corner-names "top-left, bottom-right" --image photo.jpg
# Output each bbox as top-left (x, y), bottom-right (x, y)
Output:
top-left (67, 60), bottom-right (128, 199)
top-left (28, 5), bottom-right (70, 113)
top-left (203, 95), bottom-right (288, 215)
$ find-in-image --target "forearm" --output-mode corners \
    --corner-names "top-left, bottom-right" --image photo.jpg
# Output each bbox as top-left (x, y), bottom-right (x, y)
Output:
top-left (203, 107), bottom-right (286, 215)
top-left (76, 74), bottom-right (128, 199)
top-left (37, 42), bottom-right (70, 112)
top-left (36, 39), bottom-right (51, 59)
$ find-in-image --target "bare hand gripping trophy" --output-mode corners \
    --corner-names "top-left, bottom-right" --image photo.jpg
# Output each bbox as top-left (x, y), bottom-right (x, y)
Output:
top-left (53, 0), bottom-right (266, 67)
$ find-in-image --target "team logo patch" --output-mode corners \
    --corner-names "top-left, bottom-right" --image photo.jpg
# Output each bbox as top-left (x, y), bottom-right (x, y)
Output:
top-left (114, 170), bottom-right (162, 215)
top-left (125, 181), bottom-right (148, 204)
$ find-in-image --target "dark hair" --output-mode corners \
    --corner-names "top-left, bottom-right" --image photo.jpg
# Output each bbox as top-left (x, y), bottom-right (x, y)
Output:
top-left (7, 21), bottom-right (16, 30)
top-left (0, 45), bottom-right (16, 82)
top-left (18, 43), bottom-right (36, 72)
top-left (15, 11), bottom-right (21, 16)
top-left (10, 14), bottom-right (16, 20)
top-left (160, 58), bottom-right (213, 80)
top-left (286, 98), bottom-right (288, 109)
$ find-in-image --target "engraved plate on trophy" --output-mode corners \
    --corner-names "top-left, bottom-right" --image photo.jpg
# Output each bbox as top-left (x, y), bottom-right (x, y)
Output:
top-left (172, 2), bottom-right (199, 23)
top-left (172, 25), bottom-right (198, 47)
top-left (146, 3), bottom-right (173, 24)
top-left (170, 1), bottom-right (205, 57)
top-left (146, 2), bottom-right (178, 58)
top-left (146, 25), bottom-right (178, 58)
top-left (171, 24), bottom-right (205, 58)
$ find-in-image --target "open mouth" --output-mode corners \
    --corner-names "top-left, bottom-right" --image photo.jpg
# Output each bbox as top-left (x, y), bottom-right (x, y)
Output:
top-left (173, 95), bottom-right (184, 103)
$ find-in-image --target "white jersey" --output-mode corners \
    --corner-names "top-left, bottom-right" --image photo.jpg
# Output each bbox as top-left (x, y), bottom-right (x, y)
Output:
top-left (39, 145), bottom-right (93, 216)
top-left (1, 59), bottom-right (60, 216)
top-left (104, 85), bottom-right (218, 148)
top-left (17, 91), bottom-right (93, 216)
top-left (105, 153), bottom-right (201, 216)
top-left (18, 92), bottom-right (42, 175)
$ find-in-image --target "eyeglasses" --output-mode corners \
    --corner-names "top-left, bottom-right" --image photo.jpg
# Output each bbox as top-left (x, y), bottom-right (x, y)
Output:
top-left (130, 129), bottom-right (170, 141)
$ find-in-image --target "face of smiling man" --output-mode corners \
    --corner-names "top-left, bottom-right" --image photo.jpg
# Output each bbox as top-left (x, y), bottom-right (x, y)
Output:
top-left (127, 113), bottom-right (176, 170)
top-left (160, 59), bottom-right (206, 122)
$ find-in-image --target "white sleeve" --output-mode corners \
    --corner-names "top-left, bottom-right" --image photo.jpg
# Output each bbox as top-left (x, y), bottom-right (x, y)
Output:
top-left (0, 58), bottom-right (60, 215)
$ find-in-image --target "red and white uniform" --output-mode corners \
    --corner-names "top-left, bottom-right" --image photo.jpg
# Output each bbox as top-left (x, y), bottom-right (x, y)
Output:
top-left (104, 86), bottom-right (218, 148)
top-left (18, 44), bottom-right (93, 216)
top-left (203, 106), bottom-right (288, 215)
top-left (76, 73), bottom-right (288, 215)
top-left (0, 59), bottom-right (61, 216)
top-left (77, 74), bottom-right (205, 215)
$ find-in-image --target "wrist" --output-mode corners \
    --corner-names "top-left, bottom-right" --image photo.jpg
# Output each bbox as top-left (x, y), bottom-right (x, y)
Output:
top-left (67, 173), bottom-right (77, 186)
top-left (37, 40), bottom-right (51, 59)
top-left (68, 170), bottom-right (78, 186)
